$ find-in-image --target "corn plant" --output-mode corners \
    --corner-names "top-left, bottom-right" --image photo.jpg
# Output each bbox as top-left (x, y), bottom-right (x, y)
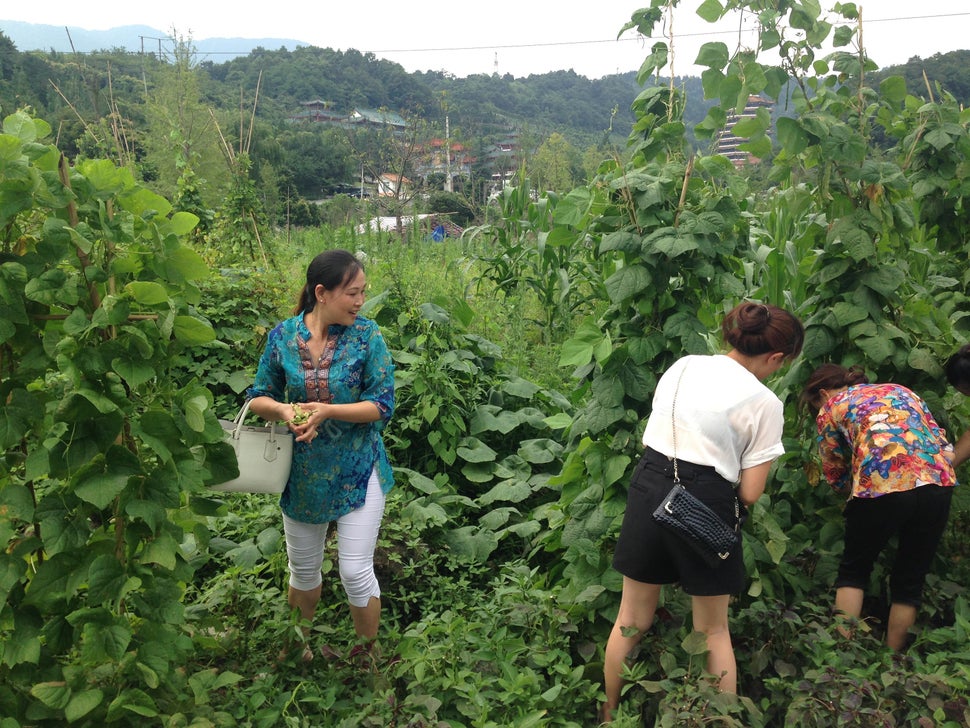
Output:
top-left (465, 169), bottom-right (606, 343)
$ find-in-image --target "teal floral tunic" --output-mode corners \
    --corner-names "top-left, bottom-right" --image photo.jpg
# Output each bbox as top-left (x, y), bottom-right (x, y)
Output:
top-left (248, 314), bottom-right (395, 523)
top-left (815, 383), bottom-right (956, 499)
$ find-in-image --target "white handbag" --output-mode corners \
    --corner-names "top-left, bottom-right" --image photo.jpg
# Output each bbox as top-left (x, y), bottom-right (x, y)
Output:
top-left (212, 399), bottom-right (293, 494)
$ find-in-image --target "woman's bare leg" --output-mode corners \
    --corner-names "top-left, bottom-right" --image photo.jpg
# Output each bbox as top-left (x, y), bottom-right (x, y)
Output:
top-left (691, 594), bottom-right (735, 693)
top-left (886, 602), bottom-right (916, 650)
top-left (602, 577), bottom-right (662, 721)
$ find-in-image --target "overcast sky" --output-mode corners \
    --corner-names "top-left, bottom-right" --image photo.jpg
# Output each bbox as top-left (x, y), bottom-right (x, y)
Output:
top-left (2, 1), bottom-right (967, 79)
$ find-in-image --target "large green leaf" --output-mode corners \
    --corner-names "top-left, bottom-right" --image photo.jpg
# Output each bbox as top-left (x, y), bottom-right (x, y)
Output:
top-left (732, 114), bottom-right (767, 139)
top-left (3, 111), bottom-right (51, 141)
top-left (830, 302), bottom-right (868, 326)
top-left (801, 325), bottom-right (837, 360)
top-left (696, 0), bottom-right (725, 23)
top-left (80, 619), bottom-right (133, 663)
top-left (572, 398), bottom-right (625, 435)
top-left (479, 479), bottom-right (533, 505)
top-left (443, 526), bottom-right (499, 562)
top-left (615, 355), bottom-right (657, 402)
top-left (861, 266), bottom-right (905, 297)
top-left (559, 318), bottom-right (608, 368)
top-left (125, 500), bottom-right (169, 534)
top-left (856, 334), bottom-right (894, 363)
top-left (516, 438), bottom-right (563, 465)
top-left (141, 532), bottom-right (180, 570)
top-left (117, 186), bottom-right (173, 219)
top-left (108, 688), bottom-right (158, 722)
top-left (456, 437), bottom-right (498, 463)
top-left (24, 552), bottom-right (85, 609)
top-left (695, 41), bottom-right (729, 69)
top-left (64, 690), bottom-right (105, 722)
top-left (469, 405), bottom-right (524, 435)
top-left (126, 281), bottom-right (169, 305)
top-left (652, 232), bottom-right (700, 258)
top-left (164, 211), bottom-right (200, 236)
top-left (173, 315), bottom-right (216, 345)
top-left (112, 356), bottom-right (155, 388)
top-left (23, 268), bottom-right (71, 305)
top-left (479, 507), bottom-right (515, 530)
top-left (135, 409), bottom-right (182, 463)
top-left (908, 347), bottom-right (941, 375)
top-left (30, 682), bottom-right (71, 710)
top-left (87, 554), bottom-right (141, 605)
top-left (604, 264), bottom-right (651, 303)
top-left (552, 188), bottom-right (591, 226)
top-left (400, 499), bottom-right (449, 529)
top-left (73, 447), bottom-right (142, 509)
top-left (166, 245), bottom-right (209, 281)
top-left (590, 373), bottom-right (624, 409)
top-left (599, 231), bottom-right (643, 254)
top-left (0, 483), bottom-right (34, 523)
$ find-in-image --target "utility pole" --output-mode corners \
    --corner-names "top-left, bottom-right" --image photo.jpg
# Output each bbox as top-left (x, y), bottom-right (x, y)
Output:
top-left (445, 115), bottom-right (453, 193)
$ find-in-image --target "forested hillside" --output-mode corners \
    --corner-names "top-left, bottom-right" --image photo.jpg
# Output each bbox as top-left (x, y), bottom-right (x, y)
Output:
top-left (0, 27), bottom-right (967, 230)
top-left (0, 30), bottom-right (695, 226)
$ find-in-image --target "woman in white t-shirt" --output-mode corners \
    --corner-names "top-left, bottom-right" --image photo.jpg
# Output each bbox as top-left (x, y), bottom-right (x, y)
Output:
top-left (600, 302), bottom-right (804, 723)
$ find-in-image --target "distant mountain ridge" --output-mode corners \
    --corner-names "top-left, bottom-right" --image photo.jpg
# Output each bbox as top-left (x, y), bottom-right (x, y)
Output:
top-left (0, 20), bottom-right (306, 60)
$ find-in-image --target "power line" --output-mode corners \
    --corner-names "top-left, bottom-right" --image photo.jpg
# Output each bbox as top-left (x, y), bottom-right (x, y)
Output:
top-left (26, 11), bottom-right (970, 58)
top-left (366, 12), bottom-right (970, 56)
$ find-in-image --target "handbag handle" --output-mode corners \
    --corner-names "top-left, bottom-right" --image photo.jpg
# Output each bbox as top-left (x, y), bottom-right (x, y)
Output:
top-left (229, 399), bottom-right (280, 443)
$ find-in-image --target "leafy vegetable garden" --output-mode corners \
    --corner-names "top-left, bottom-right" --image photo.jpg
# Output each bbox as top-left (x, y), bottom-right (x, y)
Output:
top-left (2, 1), bottom-right (970, 726)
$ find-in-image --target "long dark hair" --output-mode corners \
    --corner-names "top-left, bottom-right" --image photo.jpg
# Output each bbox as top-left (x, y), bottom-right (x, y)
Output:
top-left (800, 363), bottom-right (869, 412)
top-left (945, 344), bottom-right (970, 391)
top-left (721, 302), bottom-right (804, 359)
top-left (293, 249), bottom-right (364, 315)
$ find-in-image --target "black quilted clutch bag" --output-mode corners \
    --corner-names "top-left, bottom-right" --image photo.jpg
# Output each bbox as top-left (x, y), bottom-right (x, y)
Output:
top-left (652, 483), bottom-right (740, 568)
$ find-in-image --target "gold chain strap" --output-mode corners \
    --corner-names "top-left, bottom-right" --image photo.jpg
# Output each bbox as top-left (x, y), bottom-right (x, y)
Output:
top-left (671, 363), bottom-right (688, 484)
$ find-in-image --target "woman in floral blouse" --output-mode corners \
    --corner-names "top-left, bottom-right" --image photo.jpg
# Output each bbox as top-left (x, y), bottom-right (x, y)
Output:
top-left (801, 364), bottom-right (955, 649)
top-left (248, 249), bottom-right (394, 662)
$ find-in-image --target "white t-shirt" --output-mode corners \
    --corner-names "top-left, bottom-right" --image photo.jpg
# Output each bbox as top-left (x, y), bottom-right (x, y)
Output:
top-left (641, 354), bottom-right (785, 483)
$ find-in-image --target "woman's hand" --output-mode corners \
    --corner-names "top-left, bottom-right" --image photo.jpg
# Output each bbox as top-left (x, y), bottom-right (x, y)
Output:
top-left (287, 402), bottom-right (329, 443)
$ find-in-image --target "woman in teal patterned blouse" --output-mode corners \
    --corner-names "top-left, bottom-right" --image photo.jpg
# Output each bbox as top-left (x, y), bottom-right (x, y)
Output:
top-left (801, 364), bottom-right (955, 650)
top-left (248, 249), bottom-right (395, 662)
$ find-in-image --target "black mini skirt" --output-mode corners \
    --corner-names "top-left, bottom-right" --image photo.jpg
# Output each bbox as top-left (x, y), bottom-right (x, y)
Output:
top-left (612, 447), bottom-right (745, 596)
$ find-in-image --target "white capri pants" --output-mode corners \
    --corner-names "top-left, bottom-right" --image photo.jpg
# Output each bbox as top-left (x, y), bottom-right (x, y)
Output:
top-left (282, 469), bottom-right (386, 607)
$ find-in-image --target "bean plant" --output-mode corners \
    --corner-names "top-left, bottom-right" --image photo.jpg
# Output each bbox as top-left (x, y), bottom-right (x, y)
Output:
top-left (3, 0), bottom-right (970, 725)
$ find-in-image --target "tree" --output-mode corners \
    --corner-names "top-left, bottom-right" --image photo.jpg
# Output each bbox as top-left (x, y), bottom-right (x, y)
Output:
top-left (344, 111), bottom-right (430, 234)
top-left (140, 31), bottom-right (228, 205)
top-left (530, 132), bottom-right (580, 193)
top-left (427, 191), bottom-right (476, 227)
top-left (279, 125), bottom-right (356, 199)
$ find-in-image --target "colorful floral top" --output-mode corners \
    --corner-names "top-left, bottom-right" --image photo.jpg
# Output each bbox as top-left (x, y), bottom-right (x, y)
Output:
top-left (248, 314), bottom-right (395, 523)
top-left (815, 383), bottom-right (956, 499)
